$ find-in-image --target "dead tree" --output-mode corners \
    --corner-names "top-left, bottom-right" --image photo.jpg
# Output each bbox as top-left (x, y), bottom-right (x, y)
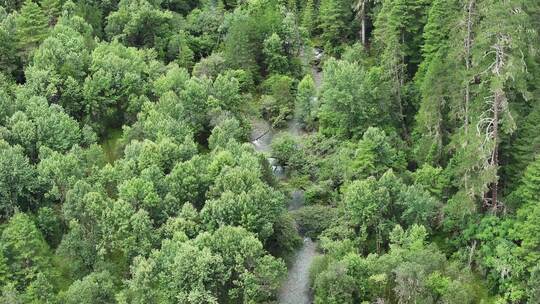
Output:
top-left (477, 34), bottom-right (511, 212)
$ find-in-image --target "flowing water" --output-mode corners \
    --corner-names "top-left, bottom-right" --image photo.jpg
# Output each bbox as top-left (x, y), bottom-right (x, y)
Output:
top-left (277, 238), bottom-right (318, 304)
top-left (250, 121), bottom-right (318, 304)
top-left (250, 49), bottom-right (323, 304)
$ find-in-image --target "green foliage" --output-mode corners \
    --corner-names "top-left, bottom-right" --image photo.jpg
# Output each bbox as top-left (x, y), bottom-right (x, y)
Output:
top-left (338, 168), bottom-right (440, 252)
top-left (223, 11), bottom-right (259, 77)
top-left (122, 227), bottom-right (286, 303)
top-left (295, 73), bottom-right (317, 129)
top-left (222, 1), bottom-right (284, 80)
top-left (184, 7), bottom-right (224, 58)
top-left (4, 96), bottom-right (84, 159)
top-left (263, 32), bottom-right (288, 75)
top-left (24, 17), bottom-right (93, 119)
top-left (261, 74), bottom-right (296, 124)
top-left (315, 128), bottom-right (403, 184)
top-left (105, 0), bottom-right (175, 58)
top-left (411, 164), bottom-right (449, 200)
top-left (314, 225), bottom-right (486, 303)
top-left (266, 212), bottom-right (302, 257)
top-left (512, 156), bottom-right (540, 206)
top-left (313, 262), bottom-right (356, 304)
top-left (1, 0), bottom-right (539, 302)
top-left (502, 104), bottom-right (540, 192)
top-left (342, 176), bottom-right (392, 250)
top-left (271, 132), bottom-right (298, 166)
top-left (301, 0), bottom-right (316, 34)
top-left (61, 271), bottom-right (116, 304)
top-left (0, 9), bottom-right (19, 78)
top-left (40, 0), bottom-right (63, 25)
top-left (208, 117), bottom-right (246, 150)
top-left (292, 205), bottom-right (338, 238)
top-left (318, 0), bottom-right (352, 55)
top-left (202, 171), bottom-right (285, 240)
top-left (0, 141), bottom-right (39, 218)
top-left (24, 271), bottom-right (57, 303)
top-left (318, 58), bottom-right (391, 138)
top-left (15, 0), bottom-right (49, 64)
top-left (34, 206), bottom-right (62, 247)
top-left (192, 52), bottom-right (226, 79)
top-left (1, 213), bottom-right (52, 290)
top-left (83, 41), bottom-right (161, 132)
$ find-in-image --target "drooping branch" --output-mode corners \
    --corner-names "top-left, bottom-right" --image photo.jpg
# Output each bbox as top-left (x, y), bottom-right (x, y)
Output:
top-left (477, 33), bottom-right (511, 212)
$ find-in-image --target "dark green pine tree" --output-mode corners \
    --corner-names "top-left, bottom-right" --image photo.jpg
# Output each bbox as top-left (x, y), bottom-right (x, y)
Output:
top-left (470, 0), bottom-right (535, 210)
top-left (301, 0), bottom-right (316, 35)
top-left (40, 0), bottom-right (63, 26)
top-left (512, 155), bottom-right (540, 207)
top-left (318, 0), bottom-right (352, 55)
top-left (15, 0), bottom-right (49, 64)
top-left (0, 7), bottom-right (19, 78)
top-left (413, 0), bottom-right (460, 165)
top-left (501, 103), bottom-right (540, 193)
top-left (373, 0), bottom-right (431, 140)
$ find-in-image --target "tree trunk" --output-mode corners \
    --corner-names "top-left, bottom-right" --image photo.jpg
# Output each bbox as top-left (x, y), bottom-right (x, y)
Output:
top-left (361, 1), bottom-right (366, 46)
top-left (489, 34), bottom-right (507, 212)
top-left (463, 0), bottom-right (475, 191)
top-left (399, 32), bottom-right (409, 141)
top-left (491, 90), bottom-right (501, 210)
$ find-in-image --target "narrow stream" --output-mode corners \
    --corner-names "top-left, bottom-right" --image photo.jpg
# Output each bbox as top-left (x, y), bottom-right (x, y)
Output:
top-left (251, 48), bottom-right (323, 304)
top-left (250, 120), bottom-right (318, 304)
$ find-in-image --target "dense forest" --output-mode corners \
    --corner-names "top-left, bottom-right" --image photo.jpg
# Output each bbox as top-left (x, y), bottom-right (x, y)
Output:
top-left (0, 0), bottom-right (539, 303)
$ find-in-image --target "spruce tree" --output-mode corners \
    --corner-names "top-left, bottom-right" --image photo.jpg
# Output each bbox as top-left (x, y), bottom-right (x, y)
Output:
top-left (263, 33), bottom-right (288, 75)
top-left (40, 0), bottom-right (62, 26)
top-left (15, 0), bottom-right (49, 64)
top-left (318, 0), bottom-right (352, 55)
top-left (502, 104), bottom-right (540, 191)
top-left (295, 74), bottom-right (316, 128)
top-left (469, 0), bottom-right (534, 210)
top-left (513, 156), bottom-right (540, 206)
top-left (0, 8), bottom-right (19, 77)
top-left (413, 0), bottom-right (460, 165)
top-left (301, 0), bottom-right (316, 35)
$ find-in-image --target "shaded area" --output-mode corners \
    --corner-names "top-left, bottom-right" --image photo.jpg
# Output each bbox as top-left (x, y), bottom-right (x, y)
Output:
top-left (100, 128), bottom-right (123, 163)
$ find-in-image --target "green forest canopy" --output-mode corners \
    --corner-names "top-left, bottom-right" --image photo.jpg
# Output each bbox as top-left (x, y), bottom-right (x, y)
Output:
top-left (0, 0), bottom-right (539, 303)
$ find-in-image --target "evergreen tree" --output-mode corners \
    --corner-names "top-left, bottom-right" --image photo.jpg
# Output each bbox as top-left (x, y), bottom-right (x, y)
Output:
top-left (40, 0), bottom-right (63, 26)
top-left (465, 0), bottom-right (534, 210)
top-left (295, 73), bottom-right (317, 129)
top-left (223, 11), bottom-right (258, 77)
top-left (318, 0), bottom-right (352, 55)
top-left (502, 104), bottom-right (540, 191)
top-left (0, 8), bottom-right (19, 78)
top-left (513, 156), bottom-right (540, 206)
top-left (301, 0), bottom-right (316, 34)
top-left (412, 0), bottom-right (459, 165)
top-left (352, 0), bottom-right (375, 46)
top-left (15, 0), bottom-right (49, 64)
top-left (1, 213), bottom-right (52, 290)
top-left (263, 32), bottom-right (288, 75)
